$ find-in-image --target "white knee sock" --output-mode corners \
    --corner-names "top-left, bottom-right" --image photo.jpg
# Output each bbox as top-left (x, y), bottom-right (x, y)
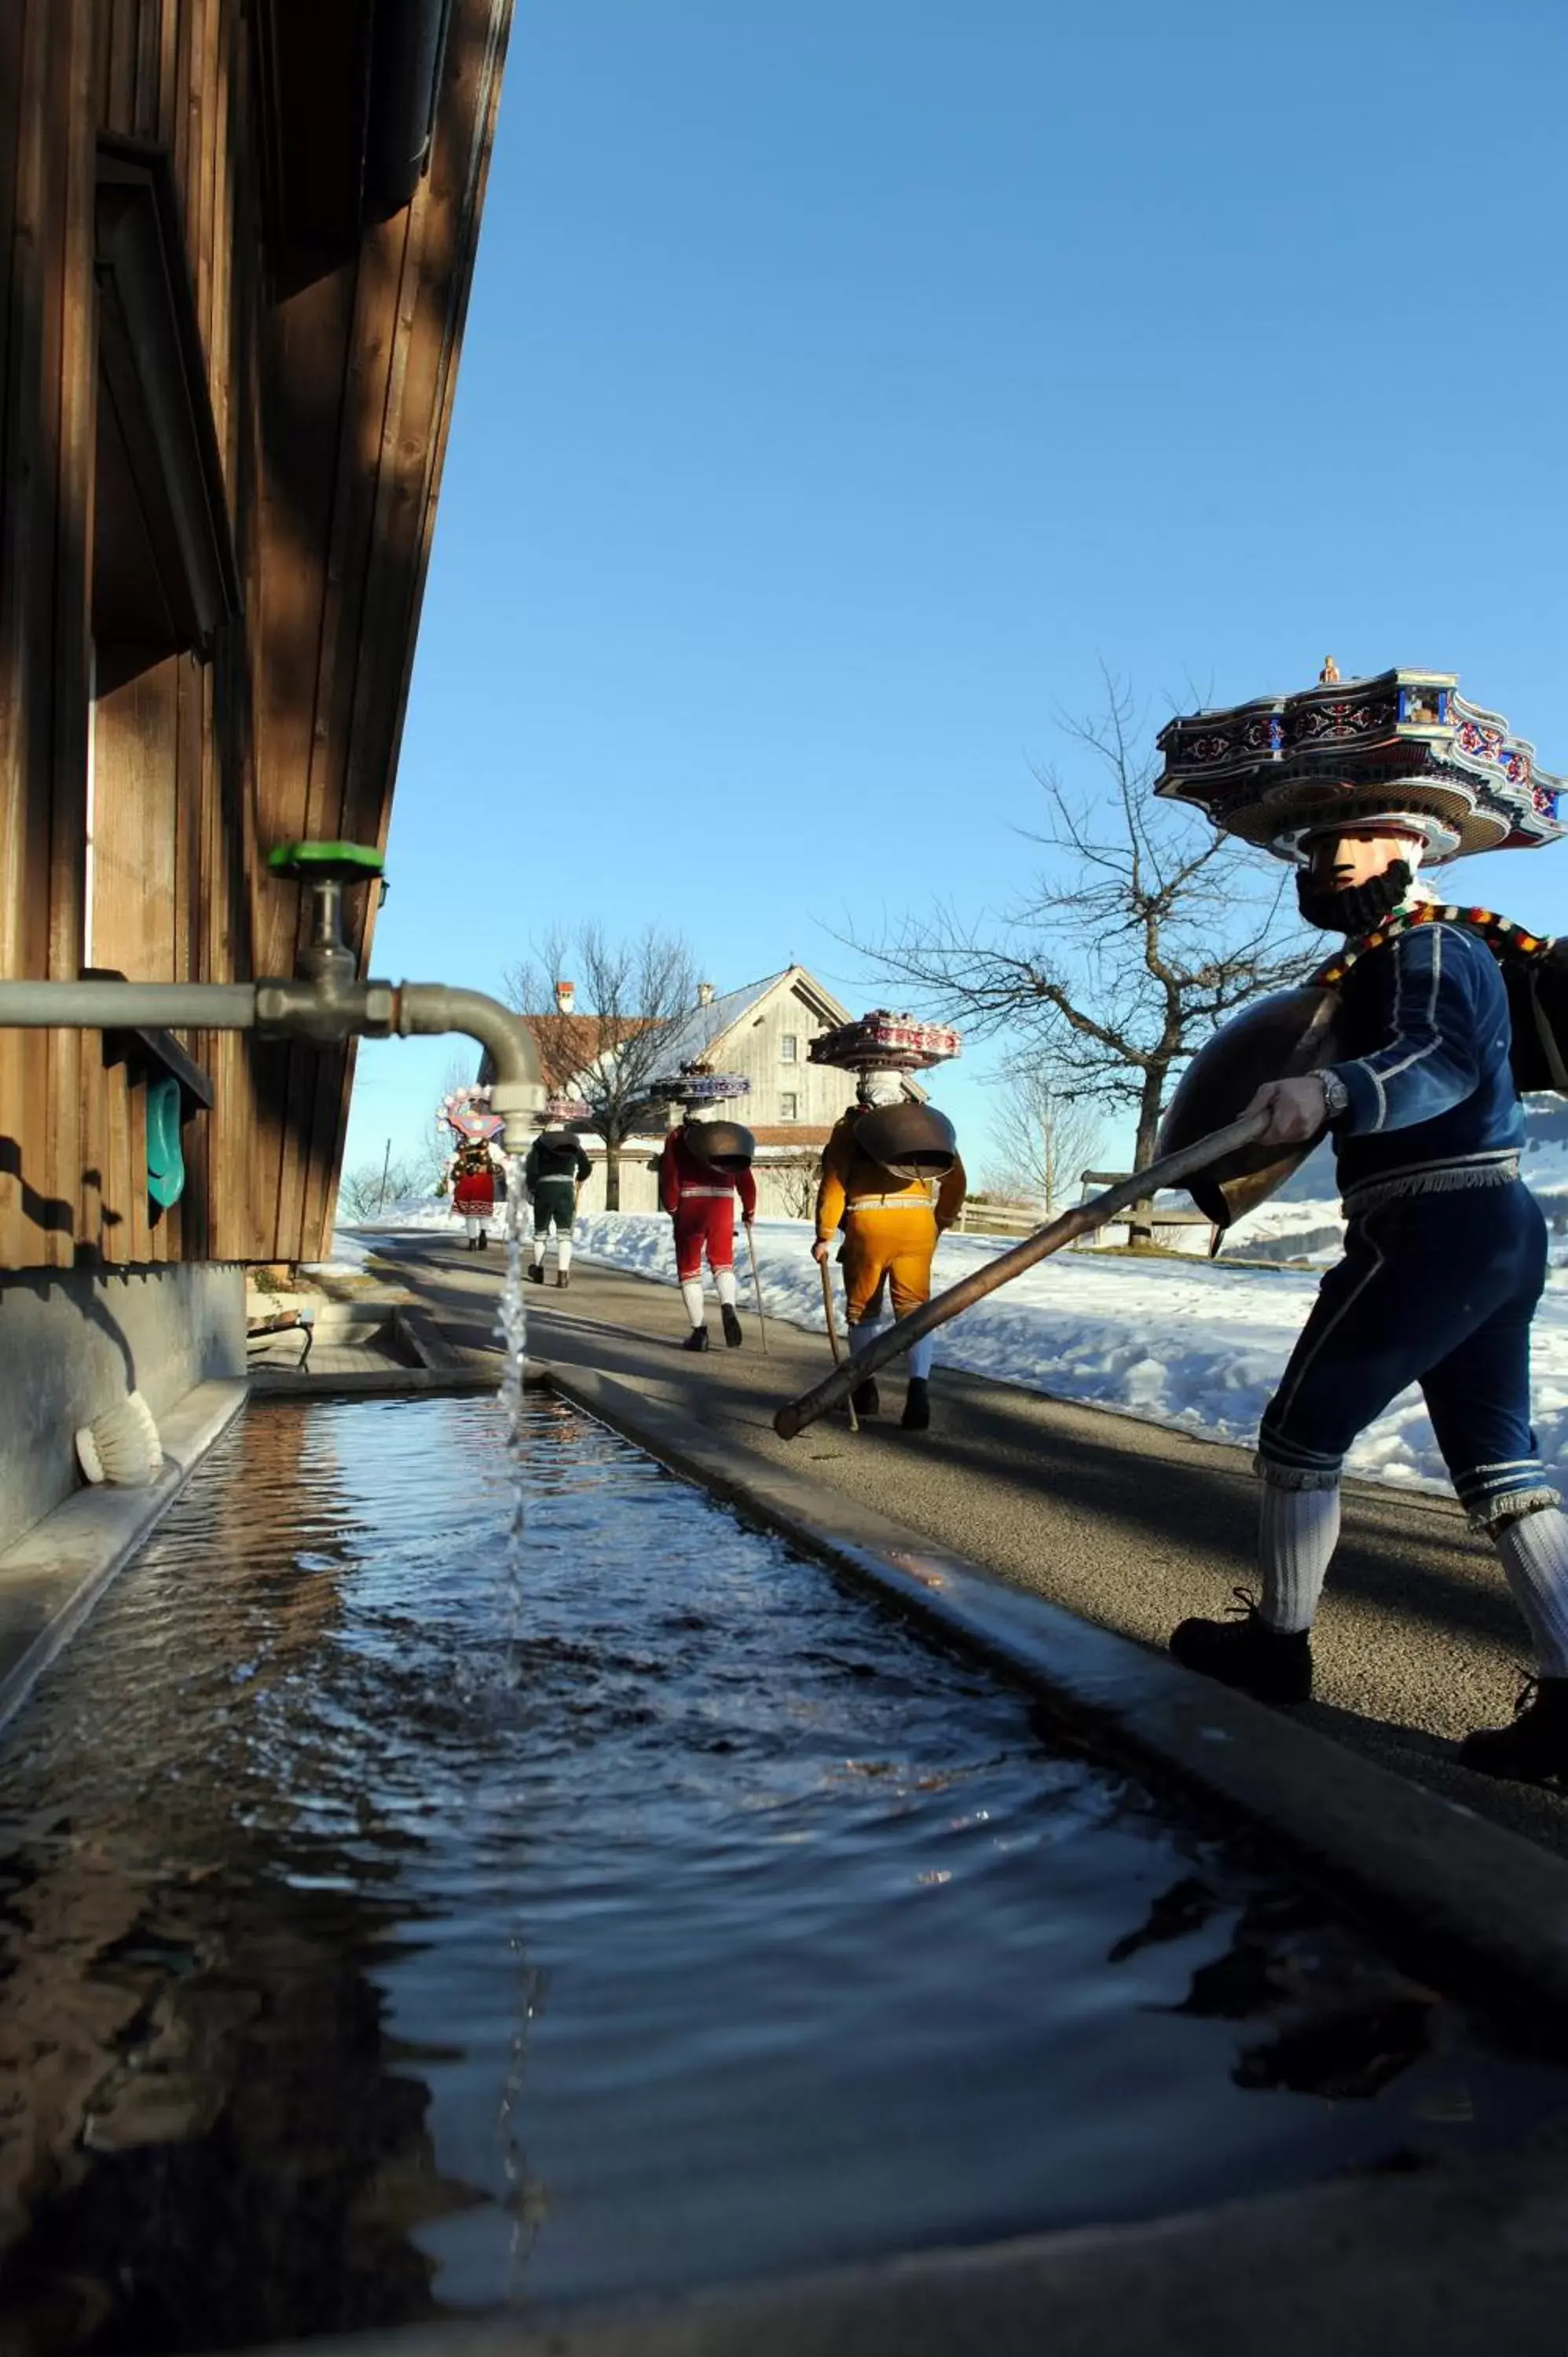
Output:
top-left (849, 1312), bottom-right (885, 1363)
top-left (1493, 1508), bottom-right (1568, 1677)
top-left (680, 1277), bottom-right (705, 1328)
top-left (907, 1332), bottom-right (934, 1380)
top-left (1258, 1481), bottom-right (1340, 1634)
top-left (558, 1237), bottom-right (573, 1274)
top-left (530, 1237), bottom-right (546, 1268)
top-left (466, 1215), bottom-right (482, 1243)
top-left (715, 1266), bottom-right (738, 1308)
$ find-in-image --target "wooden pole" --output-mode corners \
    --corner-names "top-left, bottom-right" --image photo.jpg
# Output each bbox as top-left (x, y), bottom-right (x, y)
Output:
top-left (819, 1256), bottom-right (859, 1435)
top-left (745, 1219), bottom-right (769, 1353)
top-left (775, 1109), bottom-right (1270, 1441)
top-left (377, 1137), bottom-right (393, 1211)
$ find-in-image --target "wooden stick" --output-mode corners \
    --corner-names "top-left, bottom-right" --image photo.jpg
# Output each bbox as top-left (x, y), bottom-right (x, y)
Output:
top-left (775, 1109), bottom-right (1270, 1441)
top-left (819, 1255), bottom-right (859, 1434)
top-left (745, 1219), bottom-right (769, 1353)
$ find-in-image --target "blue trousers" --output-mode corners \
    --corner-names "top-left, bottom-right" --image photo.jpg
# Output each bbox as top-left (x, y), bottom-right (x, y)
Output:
top-left (1258, 1180), bottom-right (1560, 1525)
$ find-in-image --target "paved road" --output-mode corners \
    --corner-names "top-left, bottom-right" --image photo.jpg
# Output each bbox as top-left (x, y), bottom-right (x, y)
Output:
top-left (369, 1233), bottom-right (1568, 1860)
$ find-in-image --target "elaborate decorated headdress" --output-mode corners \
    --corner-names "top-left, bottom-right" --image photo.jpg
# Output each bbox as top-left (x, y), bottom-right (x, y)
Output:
top-left (807, 1010), bottom-right (962, 1074)
top-left (1155, 665), bottom-right (1566, 866)
top-left (538, 1096), bottom-right (581, 1126)
top-left (647, 1061), bottom-right (752, 1118)
top-left (439, 1085), bottom-right (505, 1143)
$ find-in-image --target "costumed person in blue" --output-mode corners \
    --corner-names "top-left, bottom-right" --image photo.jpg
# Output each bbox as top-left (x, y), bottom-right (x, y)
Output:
top-left (1156, 665), bottom-right (1568, 1782)
top-left (524, 1101), bottom-right (592, 1288)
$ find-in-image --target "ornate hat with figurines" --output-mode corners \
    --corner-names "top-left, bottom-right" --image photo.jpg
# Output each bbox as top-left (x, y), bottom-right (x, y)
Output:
top-left (807, 1010), bottom-right (962, 1072)
top-left (439, 1084), bottom-right (505, 1143)
top-left (537, 1096), bottom-right (582, 1126)
top-left (647, 1061), bottom-right (752, 1112)
top-left (1155, 663), bottom-right (1566, 865)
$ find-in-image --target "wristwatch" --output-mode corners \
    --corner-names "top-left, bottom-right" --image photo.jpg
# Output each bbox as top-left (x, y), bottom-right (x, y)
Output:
top-left (1319, 1068), bottom-right (1350, 1123)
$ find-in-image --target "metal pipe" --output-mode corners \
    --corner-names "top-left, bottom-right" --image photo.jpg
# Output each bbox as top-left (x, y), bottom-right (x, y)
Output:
top-left (0, 975), bottom-right (546, 1150)
top-left (0, 981), bottom-right (258, 1030)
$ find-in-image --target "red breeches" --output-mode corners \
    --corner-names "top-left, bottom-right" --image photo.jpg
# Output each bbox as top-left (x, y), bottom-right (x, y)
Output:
top-left (673, 1196), bottom-right (735, 1280)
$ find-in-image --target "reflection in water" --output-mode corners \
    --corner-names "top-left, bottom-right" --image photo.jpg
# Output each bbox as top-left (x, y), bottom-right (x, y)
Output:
top-left (1, 1395), bottom-right (1566, 2356)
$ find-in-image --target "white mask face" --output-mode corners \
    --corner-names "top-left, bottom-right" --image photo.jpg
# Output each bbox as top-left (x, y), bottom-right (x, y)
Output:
top-left (859, 1070), bottom-right (903, 1109)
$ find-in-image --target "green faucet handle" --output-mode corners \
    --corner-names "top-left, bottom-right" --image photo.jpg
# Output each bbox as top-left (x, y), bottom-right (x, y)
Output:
top-left (269, 841), bottom-right (385, 885)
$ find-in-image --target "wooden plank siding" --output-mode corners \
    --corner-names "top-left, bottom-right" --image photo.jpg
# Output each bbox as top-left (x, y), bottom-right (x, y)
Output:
top-left (0, 0), bottom-right (515, 1272)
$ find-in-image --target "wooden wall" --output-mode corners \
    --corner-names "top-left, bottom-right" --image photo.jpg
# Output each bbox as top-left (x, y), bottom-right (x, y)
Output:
top-left (0, 0), bottom-right (513, 1271)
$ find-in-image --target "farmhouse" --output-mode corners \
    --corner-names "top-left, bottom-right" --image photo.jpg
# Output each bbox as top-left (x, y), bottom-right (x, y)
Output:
top-left (525, 967), bottom-right (925, 1218)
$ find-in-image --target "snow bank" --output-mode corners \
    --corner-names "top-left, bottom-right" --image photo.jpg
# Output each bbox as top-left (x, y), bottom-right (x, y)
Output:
top-left (562, 1211), bottom-right (1568, 1498)
top-left (336, 1189), bottom-right (1568, 1497)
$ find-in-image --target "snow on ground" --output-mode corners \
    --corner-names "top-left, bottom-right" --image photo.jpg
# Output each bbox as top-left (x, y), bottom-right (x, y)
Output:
top-left (339, 1192), bottom-right (1568, 1498)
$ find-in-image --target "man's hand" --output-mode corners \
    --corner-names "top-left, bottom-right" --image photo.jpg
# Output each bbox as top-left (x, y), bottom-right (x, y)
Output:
top-left (1245, 1075), bottom-right (1328, 1149)
top-left (811, 1238), bottom-right (832, 1266)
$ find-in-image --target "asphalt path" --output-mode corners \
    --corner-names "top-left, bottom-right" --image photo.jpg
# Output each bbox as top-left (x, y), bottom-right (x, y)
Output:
top-left (368, 1231), bottom-right (1568, 1862)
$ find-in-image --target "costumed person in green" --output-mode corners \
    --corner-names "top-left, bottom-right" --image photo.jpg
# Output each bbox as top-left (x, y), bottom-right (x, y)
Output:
top-left (1156, 664), bottom-right (1568, 1782)
top-left (524, 1101), bottom-right (592, 1288)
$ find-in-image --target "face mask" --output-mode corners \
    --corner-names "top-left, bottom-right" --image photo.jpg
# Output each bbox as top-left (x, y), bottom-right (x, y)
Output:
top-left (1295, 859), bottom-right (1414, 937)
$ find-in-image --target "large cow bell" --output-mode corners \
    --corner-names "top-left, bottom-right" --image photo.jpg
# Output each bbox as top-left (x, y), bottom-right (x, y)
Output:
top-left (686, 1119), bottom-right (756, 1175)
top-left (856, 1102), bottom-right (958, 1182)
top-left (1159, 987), bottom-right (1341, 1227)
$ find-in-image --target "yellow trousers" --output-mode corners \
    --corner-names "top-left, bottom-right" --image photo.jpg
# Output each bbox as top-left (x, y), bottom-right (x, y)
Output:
top-left (841, 1203), bottom-right (938, 1325)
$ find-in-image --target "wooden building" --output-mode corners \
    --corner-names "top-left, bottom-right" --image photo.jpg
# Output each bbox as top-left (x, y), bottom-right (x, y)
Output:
top-left (0, 0), bottom-right (514, 1548)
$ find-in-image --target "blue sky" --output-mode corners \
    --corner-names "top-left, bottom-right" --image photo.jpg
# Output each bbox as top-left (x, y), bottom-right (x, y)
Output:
top-left (343, 0), bottom-right (1568, 1189)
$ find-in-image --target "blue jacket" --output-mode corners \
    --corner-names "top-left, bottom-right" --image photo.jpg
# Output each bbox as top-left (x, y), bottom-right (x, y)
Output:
top-left (1328, 921), bottom-right (1522, 1204)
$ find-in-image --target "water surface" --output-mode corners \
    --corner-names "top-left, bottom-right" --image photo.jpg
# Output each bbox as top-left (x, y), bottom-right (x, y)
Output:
top-left (1, 1395), bottom-right (1563, 2353)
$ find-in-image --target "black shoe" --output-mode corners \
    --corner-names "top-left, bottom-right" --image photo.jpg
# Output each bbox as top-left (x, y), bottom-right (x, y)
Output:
top-left (850, 1378), bottom-right (879, 1417)
top-left (556, 1270), bottom-right (570, 1289)
top-left (683, 1327), bottom-right (709, 1352)
top-left (901, 1376), bottom-right (930, 1431)
top-left (478, 1232), bottom-right (488, 1249)
top-left (1459, 1677), bottom-right (1568, 1783)
top-left (526, 1264), bottom-right (544, 1285)
top-left (1169, 1589), bottom-right (1313, 1705)
top-left (721, 1304), bottom-right (744, 1347)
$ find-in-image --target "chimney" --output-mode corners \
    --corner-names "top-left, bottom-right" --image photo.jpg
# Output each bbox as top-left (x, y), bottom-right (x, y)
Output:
top-left (555, 980), bottom-right (576, 1014)
top-left (697, 981), bottom-right (715, 1007)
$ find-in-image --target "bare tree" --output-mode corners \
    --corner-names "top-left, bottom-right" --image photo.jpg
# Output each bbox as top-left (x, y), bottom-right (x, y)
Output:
top-left (773, 1152), bottom-right (822, 1222)
top-left (504, 924), bottom-right (698, 1210)
top-left (851, 674), bottom-right (1312, 1243)
top-left (984, 1065), bottom-right (1105, 1213)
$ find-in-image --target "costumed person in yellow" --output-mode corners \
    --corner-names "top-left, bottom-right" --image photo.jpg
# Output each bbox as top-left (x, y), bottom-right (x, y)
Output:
top-left (809, 1016), bottom-right (965, 1431)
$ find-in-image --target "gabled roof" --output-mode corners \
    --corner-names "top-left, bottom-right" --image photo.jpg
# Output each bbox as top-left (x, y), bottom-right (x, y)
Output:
top-left (522, 1010), bottom-right (649, 1090)
top-left (651, 965), bottom-right (855, 1078)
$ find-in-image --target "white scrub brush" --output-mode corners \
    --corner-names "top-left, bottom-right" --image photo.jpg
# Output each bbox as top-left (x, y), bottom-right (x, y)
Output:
top-left (75, 1391), bottom-right (163, 1486)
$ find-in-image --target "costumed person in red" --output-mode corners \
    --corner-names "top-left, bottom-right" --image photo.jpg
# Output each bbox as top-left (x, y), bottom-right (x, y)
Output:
top-left (438, 1087), bottom-right (507, 1252)
top-left (656, 1069), bottom-right (757, 1352)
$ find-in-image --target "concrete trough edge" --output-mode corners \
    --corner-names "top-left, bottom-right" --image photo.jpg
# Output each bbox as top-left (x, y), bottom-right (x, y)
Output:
top-left (545, 1362), bottom-right (1568, 2018)
top-left (0, 1378), bottom-right (247, 1737)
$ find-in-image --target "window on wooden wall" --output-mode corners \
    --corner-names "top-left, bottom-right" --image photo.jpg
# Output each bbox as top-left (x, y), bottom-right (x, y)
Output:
top-left (779, 1092), bottom-right (799, 1122)
top-left (86, 139), bottom-right (240, 980)
top-left (780, 1033), bottom-right (797, 1061)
